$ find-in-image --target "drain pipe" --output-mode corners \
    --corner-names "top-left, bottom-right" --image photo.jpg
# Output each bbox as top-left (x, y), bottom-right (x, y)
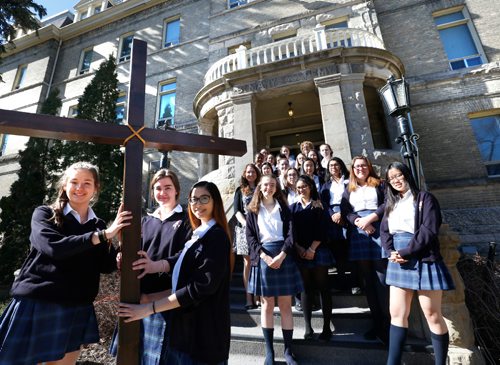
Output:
top-left (45, 38), bottom-right (62, 99)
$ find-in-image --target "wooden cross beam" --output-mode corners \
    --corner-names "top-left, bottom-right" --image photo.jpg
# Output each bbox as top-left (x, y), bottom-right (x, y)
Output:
top-left (0, 39), bottom-right (246, 365)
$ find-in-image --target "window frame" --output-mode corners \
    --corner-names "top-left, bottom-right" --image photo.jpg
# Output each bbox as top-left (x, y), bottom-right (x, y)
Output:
top-left (228, 0), bottom-right (248, 9)
top-left (163, 17), bottom-right (181, 48)
top-left (469, 111), bottom-right (500, 177)
top-left (118, 33), bottom-right (134, 63)
top-left (12, 64), bottom-right (28, 90)
top-left (78, 47), bottom-right (93, 75)
top-left (68, 105), bottom-right (79, 118)
top-left (433, 6), bottom-right (487, 70)
top-left (115, 93), bottom-right (127, 124)
top-left (156, 79), bottom-right (177, 130)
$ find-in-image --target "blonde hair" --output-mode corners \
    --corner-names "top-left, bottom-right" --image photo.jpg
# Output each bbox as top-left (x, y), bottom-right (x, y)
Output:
top-left (347, 156), bottom-right (381, 192)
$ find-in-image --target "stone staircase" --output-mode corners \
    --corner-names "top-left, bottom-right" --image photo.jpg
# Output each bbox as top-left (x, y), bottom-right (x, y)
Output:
top-left (227, 257), bottom-right (435, 365)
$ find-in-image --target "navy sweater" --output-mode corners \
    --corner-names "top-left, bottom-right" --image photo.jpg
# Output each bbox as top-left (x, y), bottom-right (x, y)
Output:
top-left (166, 224), bottom-right (231, 364)
top-left (11, 205), bottom-right (117, 305)
top-left (140, 212), bottom-right (192, 294)
top-left (380, 191), bottom-right (443, 262)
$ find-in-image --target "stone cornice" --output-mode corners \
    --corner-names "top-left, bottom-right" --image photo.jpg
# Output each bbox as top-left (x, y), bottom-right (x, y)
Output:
top-left (314, 73), bottom-right (341, 88)
top-left (2, 0), bottom-right (165, 57)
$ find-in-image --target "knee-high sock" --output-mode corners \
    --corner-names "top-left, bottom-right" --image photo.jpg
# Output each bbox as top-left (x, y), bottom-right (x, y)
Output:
top-left (431, 332), bottom-right (449, 365)
top-left (262, 327), bottom-right (275, 365)
top-left (282, 329), bottom-right (297, 365)
top-left (386, 324), bottom-right (407, 365)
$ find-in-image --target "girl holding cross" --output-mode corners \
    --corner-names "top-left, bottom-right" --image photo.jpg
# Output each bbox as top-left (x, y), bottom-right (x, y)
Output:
top-left (0, 162), bottom-right (131, 365)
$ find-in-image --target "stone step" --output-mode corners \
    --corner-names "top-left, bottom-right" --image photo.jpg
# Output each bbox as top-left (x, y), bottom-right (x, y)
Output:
top-left (230, 303), bottom-right (372, 331)
top-left (230, 324), bottom-right (434, 365)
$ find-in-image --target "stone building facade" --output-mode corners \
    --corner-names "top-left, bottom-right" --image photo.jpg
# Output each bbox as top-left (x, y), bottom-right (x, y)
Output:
top-left (0, 0), bottom-right (499, 249)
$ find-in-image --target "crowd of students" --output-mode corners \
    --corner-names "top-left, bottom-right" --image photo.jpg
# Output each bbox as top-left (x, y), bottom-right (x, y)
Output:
top-left (0, 145), bottom-right (455, 365)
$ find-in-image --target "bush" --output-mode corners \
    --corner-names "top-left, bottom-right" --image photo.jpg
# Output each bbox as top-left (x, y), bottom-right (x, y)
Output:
top-left (457, 254), bottom-right (499, 364)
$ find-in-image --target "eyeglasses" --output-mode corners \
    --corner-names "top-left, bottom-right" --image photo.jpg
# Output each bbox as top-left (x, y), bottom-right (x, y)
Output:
top-left (353, 164), bottom-right (368, 170)
top-left (388, 173), bottom-right (404, 183)
top-left (296, 185), bottom-right (309, 190)
top-left (188, 195), bottom-right (211, 205)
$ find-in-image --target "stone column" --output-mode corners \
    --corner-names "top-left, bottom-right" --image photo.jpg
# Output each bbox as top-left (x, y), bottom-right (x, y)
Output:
top-left (198, 117), bottom-right (216, 178)
top-left (314, 74), bottom-right (352, 163)
top-left (231, 92), bottom-right (256, 182)
top-left (339, 72), bottom-right (375, 157)
top-left (214, 101), bottom-right (237, 200)
top-left (439, 225), bottom-right (485, 365)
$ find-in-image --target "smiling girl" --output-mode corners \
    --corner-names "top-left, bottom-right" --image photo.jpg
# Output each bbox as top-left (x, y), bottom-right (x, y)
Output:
top-left (0, 162), bottom-right (131, 365)
top-left (118, 181), bottom-right (232, 365)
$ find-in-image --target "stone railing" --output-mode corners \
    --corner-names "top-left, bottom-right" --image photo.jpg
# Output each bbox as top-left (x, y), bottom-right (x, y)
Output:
top-left (204, 25), bottom-right (385, 85)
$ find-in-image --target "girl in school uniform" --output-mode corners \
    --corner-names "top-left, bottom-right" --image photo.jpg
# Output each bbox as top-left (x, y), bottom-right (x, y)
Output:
top-left (320, 157), bottom-right (350, 277)
top-left (233, 163), bottom-right (261, 310)
top-left (291, 175), bottom-right (334, 341)
top-left (246, 174), bottom-right (303, 365)
top-left (119, 181), bottom-right (232, 365)
top-left (381, 162), bottom-right (454, 365)
top-left (302, 158), bottom-right (322, 192)
top-left (0, 162), bottom-right (131, 365)
top-left (110, 169), bottom-right (192, 364)
top-left (340, 155), bottom-right (390, 344)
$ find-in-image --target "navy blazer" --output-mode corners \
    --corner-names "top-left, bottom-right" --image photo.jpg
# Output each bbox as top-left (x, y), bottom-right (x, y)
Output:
top-left (340, 183), bottom-right (386, 225)
top-left (245, 200), bottom-right (294, 266)
top-left (380, 191), bottom-right (443, 262)
top-left (166, 224), bottom-right (231, 364)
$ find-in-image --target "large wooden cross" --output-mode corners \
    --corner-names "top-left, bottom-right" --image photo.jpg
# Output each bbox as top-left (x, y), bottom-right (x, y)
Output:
top-left (0, 39), bottom-right (246, 364)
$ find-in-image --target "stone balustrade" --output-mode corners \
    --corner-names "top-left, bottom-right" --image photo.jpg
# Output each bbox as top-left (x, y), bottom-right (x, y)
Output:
top-left (203, 26), bottom-right (386, 85)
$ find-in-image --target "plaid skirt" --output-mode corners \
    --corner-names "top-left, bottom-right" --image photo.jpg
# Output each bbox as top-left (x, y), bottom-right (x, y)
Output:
top-left (297, 245), bottom-right (335, 269)
top-left (386, 232), bottom-right (455, 291)
top-left (348, 210), bottom-right (385, 261)
top-left (0, 297), bottom-right (99, 365)
top-left (248, 241), bottom-right (304, 297)
top-left (110, 312), bottom-right (169, 365)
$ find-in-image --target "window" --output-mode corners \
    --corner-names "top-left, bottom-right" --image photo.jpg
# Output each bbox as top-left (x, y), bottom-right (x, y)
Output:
top-left (93, 6), bottom-right (101, 14)
top-left (13, 65), bottom-right (27, 90)
top-left (323, 19), bottom-right (352, 47)
top-left (80, 12), bottom-right (88, 20)
top-left (118, 33), bottom-right (134, 62)
top-left (470, 114), bottom-right (500, 176)
top-left (79, 48), bottom-right (93, 75)
top-left (228, 0), bottom-right (248, 9)
top-left (115, 94), bottom-right (127, 124)
top-left (68, 106), bottom-right (79, 118)
top-left (163, 18), bottom-right (180, 48)
top-left (434, 7), bottom-right (485, 70)
top-left (157, 80), bottom-right (176, 130)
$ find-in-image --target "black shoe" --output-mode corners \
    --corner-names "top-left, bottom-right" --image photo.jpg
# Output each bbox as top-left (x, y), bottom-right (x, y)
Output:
top-left (318, 329), bottom-right (332, 342)
top-left (244, 303), bottom-right (257, 310)
top-left (363, 328), bottom-right (377, 340)
top-left (311, 303), bottom-right (320, 311)
top-left (303, 330), bottom-right (315, 340)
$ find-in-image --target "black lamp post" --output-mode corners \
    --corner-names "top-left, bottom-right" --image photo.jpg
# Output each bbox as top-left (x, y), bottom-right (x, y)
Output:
top-left (379, 76), bottom-right (420, 188)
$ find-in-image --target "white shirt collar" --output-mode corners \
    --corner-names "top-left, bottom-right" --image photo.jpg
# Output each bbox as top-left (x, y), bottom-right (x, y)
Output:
top-left (192, 218), bottom-right (216, 240)
top-left (149, 204), bottom-right (183, 221)
top-left (63, 203), bottom-right (97, 224)
top-left (260, 200), bottom-right (280, 214)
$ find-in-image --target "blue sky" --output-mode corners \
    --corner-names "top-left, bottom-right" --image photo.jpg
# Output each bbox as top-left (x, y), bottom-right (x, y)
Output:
top-left (39, 0), bottom-right (76, 19)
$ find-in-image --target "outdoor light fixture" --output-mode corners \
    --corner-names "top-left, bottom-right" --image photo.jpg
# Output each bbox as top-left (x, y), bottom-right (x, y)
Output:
top-left (379, 76), bottom-right (420, 188)
top-left (288, 102), bottom-right (294, 118)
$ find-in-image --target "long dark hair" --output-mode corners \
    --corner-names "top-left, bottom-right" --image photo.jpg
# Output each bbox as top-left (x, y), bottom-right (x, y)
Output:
top-left (187, 181), bottom-right (234, 273)
top-left (297, 175), bottom-right (323, 209)
top-left (384, 162), bottom-right (420, 215)
top-left (240, 163), bottom-right (261, 196)
top-left (51, 162), bottom-right (100, 227)
top-left (324, 157), bottom-right (349, 183)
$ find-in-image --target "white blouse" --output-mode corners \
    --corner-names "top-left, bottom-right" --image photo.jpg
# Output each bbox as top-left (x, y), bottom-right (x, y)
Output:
top-left (349, 185), bottom-right (379, 212)
top-left (388, 190), bottom-right (415, 234)
top-left (257, 201), bottom-right (284, 243)
top-left (329, 176), bottom-right (347, 206)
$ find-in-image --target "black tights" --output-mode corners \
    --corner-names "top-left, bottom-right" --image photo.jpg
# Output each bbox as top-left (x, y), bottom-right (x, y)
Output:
top-left (300, 265), bottom-right (332, 334)
top-left (357, 259), bottom-right (390, 336)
